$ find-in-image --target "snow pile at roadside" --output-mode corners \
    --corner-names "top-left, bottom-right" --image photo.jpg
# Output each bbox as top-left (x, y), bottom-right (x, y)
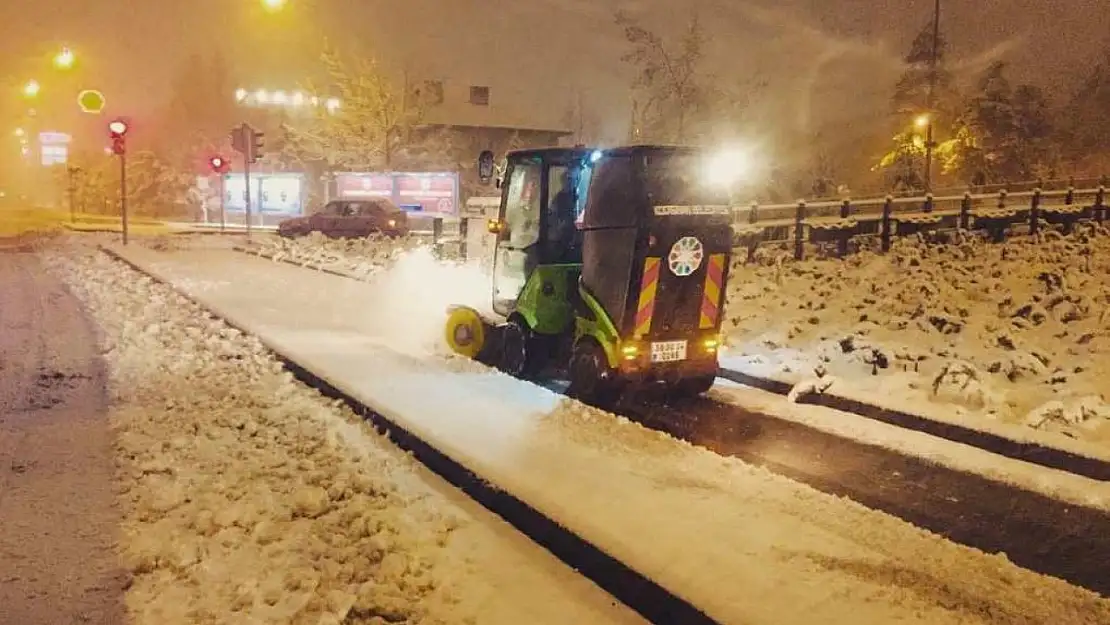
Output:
top-left (43, 250), bottom-right (472, 625)
top-left (724, 225), bottom-right (1110, 443)
top-left (249, 232), bottom-right (423, 278)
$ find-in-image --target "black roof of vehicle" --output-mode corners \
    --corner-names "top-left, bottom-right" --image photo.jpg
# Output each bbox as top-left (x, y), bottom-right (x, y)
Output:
top-left (506, 144), bottom-right (705, 160)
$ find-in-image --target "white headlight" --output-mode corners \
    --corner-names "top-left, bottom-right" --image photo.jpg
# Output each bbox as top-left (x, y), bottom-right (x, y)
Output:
top-left (705, 147), bottom-right (751, 187)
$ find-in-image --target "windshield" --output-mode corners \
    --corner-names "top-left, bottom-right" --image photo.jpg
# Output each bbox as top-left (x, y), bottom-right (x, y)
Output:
top-left (641, 152), bottom-right (731, 207)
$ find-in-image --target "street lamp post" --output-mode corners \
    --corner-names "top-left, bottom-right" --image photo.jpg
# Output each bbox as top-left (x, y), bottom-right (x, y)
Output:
top-left (923, 0), bottom-right (941, 193)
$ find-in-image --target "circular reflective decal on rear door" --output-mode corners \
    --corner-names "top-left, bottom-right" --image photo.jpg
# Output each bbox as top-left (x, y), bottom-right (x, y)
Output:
top-left (667, 236), bottom-right (704, 277)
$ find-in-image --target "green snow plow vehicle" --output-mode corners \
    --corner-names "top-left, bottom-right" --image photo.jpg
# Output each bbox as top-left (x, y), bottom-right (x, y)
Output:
top-left (444, 145), bottom-right (736, 404)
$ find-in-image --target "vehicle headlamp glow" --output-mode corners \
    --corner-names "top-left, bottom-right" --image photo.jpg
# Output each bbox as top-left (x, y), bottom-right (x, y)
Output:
top-left (705, 147), bottom-right (750, 187)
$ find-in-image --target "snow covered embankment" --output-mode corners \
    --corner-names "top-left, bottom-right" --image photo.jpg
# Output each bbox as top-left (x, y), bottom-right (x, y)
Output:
top-left (244, 233), bottom-right (422, 279)
top-left (724, 226), bottom-right (1110, 444)
top-left (45, 249), bottom-right (464, 625)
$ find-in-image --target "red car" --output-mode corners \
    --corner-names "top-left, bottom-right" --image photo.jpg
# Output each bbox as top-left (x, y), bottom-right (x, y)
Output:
top-left (278, 198), bottom-right (410, 238)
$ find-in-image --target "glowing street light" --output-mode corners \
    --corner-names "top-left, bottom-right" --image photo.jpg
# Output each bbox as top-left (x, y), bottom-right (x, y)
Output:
top-left (22, 80), bottom-right (40, 98)
top-left (261, 0), bottom-right (286, 12)
top-left (14, 128), bottom-right (25, 138)
top-left (54, 47), bottom-right (75, 70)
top-left (235, 88), bottom-right (247, 102)
top-left (914, 114), bottom-right (930, 129)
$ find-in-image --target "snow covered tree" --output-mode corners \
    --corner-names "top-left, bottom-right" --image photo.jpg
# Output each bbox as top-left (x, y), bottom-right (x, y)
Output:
top-left (52, 151), bottom-right (115, 215)
top-left (1059, 49), bottom-right (1110, 175)
top-left (54, 150), bottom-right (194, 218)
top-left (875, 22), bottom-right (960, 191)
top-left (561, 91), bottom-right (603, 145)
top-left (616, 10), bottom-right (712, 143)
top-left (282, 47), bottom-right (454, 172)
top-left (945, 62), bottom-right (1057, 184)
top-left (123, 151), bottom-right (196, 218)
top-left (891, 23), bottom-right (958, 118)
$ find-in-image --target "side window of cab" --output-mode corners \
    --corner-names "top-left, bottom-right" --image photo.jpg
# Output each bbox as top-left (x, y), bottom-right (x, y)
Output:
top-left (502, 159), bottom-right (542, 248)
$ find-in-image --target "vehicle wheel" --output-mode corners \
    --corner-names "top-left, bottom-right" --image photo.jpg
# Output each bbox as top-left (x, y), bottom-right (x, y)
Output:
top-left (497, 319), bottom-right (538, 378)
top-left (673, 373), bottom-right (717, 397)
top-left (568, 340), bottom-right (621, 408)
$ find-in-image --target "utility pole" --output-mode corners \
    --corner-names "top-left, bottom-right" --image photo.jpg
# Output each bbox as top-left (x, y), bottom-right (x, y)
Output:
top-left (208, 156), bottom-right (230, 232)
top-left (923, 0), bottom-right (941, 193)
top-left (219, 174), bottom-right (227, 232)
top-left (66, 165), bottom-right (79, 223)
top-left (231, 122), bottom-right (263, 238)
top-left (108, 119), bottom-right (130, 245)
top-left (120, 150), bottom-right (128, 245)
top-left (244, 145), bottom-right (252, 237)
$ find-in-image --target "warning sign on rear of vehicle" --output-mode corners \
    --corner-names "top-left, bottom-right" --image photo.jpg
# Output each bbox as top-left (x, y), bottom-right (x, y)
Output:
top-left (653, 205), bottom-right (732, 216)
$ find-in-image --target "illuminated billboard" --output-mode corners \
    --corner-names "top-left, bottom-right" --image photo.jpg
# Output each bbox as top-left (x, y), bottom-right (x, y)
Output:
top-left (337, 173), bottom-right (393, 198)
top-left (335, 172), bottom-right (458, 216)
top-left (222, 173), bottom-right (304, 215)
top-left (38, 131), bottom-right (71, 166)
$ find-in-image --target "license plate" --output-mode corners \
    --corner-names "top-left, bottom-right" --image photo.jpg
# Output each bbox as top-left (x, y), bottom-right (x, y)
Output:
top-left (650, 340), bottom-right (688, 363)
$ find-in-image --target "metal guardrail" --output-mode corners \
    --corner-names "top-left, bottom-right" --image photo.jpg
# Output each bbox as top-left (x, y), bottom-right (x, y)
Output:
top-left (734, 185), bottom-right (1108, 260)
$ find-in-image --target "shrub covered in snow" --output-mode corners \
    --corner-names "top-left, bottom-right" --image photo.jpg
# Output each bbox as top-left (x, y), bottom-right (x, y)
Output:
top-left (724, 225), bottom-right (1110, 442)
top-left (247, 233), bottom-right (423, 278)
top-left (42, 249), bottom-right (473, 625)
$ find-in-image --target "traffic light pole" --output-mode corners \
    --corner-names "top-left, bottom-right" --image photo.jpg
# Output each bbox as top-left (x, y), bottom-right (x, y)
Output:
top-left (218, 173), bottom-right (226, 232)
top-left (119, 150), bottom-right (129, 245)
top-left (243, 147), bottom-right (252, 239)
top-left (67, 166), bottom-right (77, 224)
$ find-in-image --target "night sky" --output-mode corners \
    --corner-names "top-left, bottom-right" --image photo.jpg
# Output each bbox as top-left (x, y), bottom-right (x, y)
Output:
top-left (1, 0), bottom-right (1106, 145)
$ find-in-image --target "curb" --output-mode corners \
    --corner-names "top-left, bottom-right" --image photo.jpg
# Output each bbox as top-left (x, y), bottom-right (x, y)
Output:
top-left (233, 246), bottom-right (366, 281)
top-left (716, 368), bottom-right (1110, 482)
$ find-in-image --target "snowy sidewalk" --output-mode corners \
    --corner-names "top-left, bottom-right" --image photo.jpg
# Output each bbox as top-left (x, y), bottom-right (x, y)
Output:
top-left (101, 244), bottom-right (1110, 625)
top-left (60, 246), bottom-right (643, 625)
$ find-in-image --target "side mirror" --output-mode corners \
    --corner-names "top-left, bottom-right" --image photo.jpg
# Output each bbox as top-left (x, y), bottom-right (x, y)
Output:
top-left (478, 150), bottom-right (495, 184)
top-left (486, 219), bottom-right (503, 234)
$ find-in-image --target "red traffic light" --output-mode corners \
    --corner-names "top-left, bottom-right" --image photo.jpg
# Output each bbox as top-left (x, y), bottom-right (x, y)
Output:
top-left (108, 119), bottom-right (128, 138)
top-left (208, 155), bottom-right (229, 173)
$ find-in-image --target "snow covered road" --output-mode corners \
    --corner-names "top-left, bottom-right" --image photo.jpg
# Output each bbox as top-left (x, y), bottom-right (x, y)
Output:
top-left (0, 252), bottom-right (126, 625)
top-left (46, 246), bottom-right (645, 625)
top-left (102, 242), bottom-right (1110, 624)
top-left (619, 391), bottom-right (1110, 594)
